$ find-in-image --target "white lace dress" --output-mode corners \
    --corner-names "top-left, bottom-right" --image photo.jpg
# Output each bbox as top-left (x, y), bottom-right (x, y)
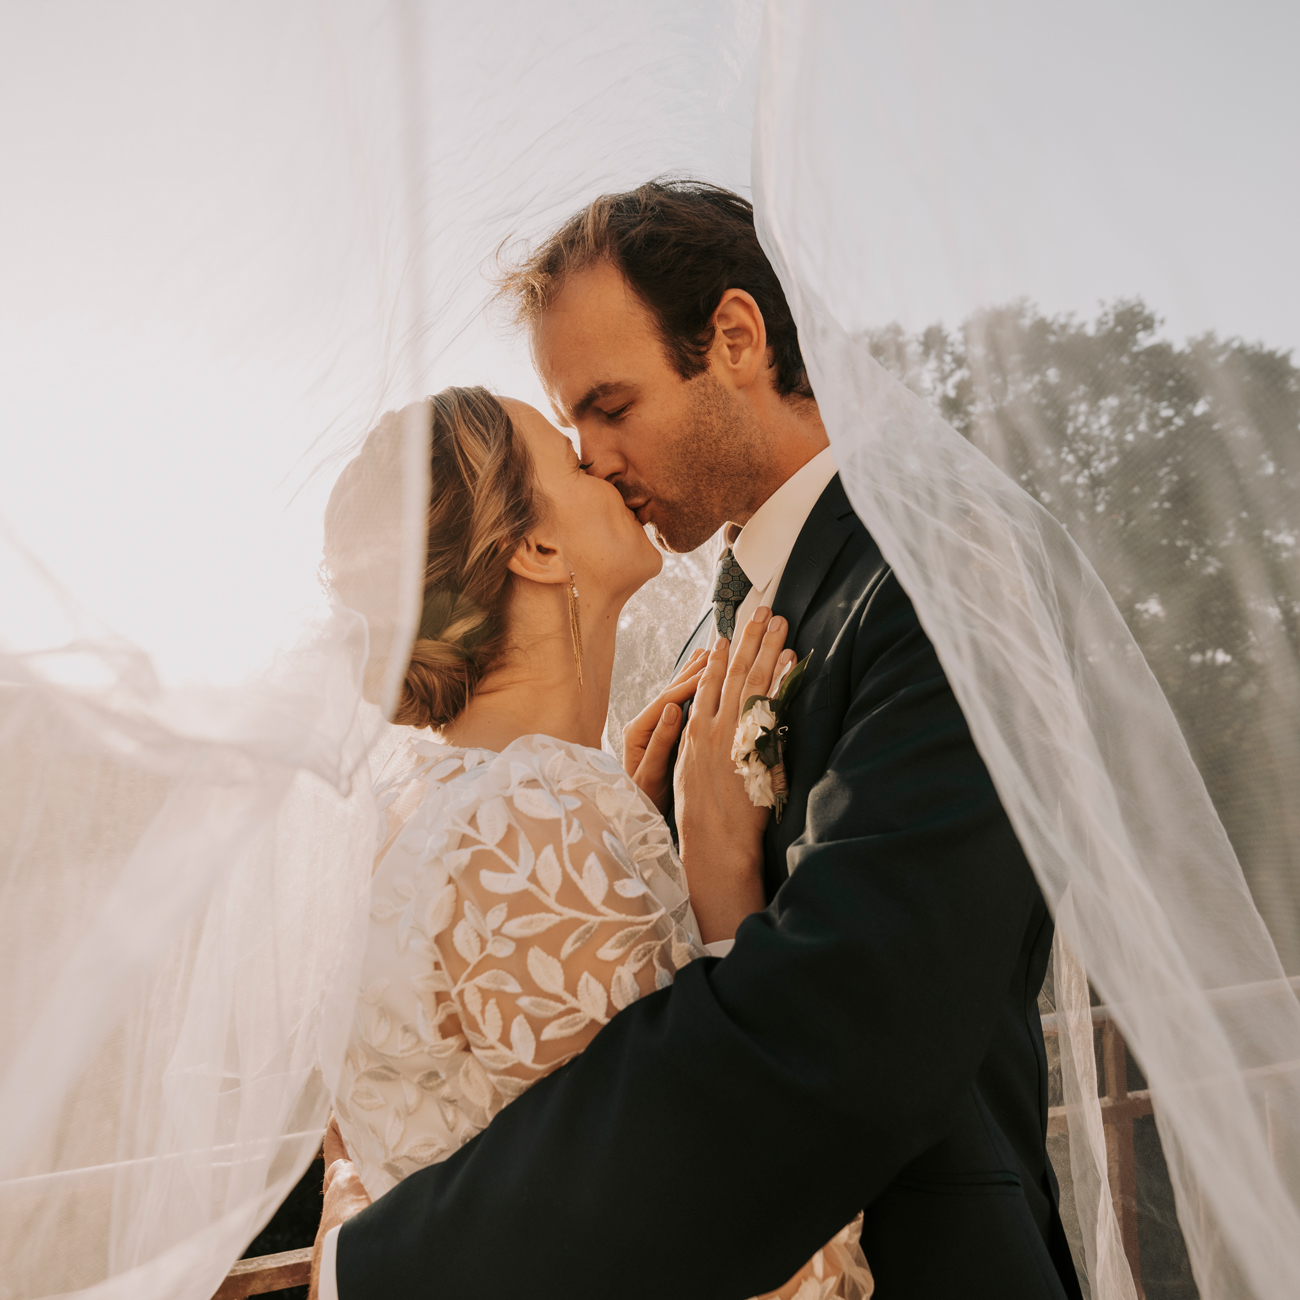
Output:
top-left (332, 733), bottom-right (871, 1300)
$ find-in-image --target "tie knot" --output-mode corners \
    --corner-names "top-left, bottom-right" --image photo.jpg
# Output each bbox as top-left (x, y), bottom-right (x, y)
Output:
top-left (711, 548), bottom-right (753, 640)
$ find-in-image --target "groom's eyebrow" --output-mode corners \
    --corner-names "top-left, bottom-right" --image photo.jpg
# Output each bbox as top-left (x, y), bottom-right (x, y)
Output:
top-left (571, 380), bottom-right (633, 421)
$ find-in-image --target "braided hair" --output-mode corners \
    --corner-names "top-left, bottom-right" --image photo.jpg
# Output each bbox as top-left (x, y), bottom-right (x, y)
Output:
top-left (329, 386), bottom-right (544, 730)
top-left (398, 386), bottom-right (544, 729)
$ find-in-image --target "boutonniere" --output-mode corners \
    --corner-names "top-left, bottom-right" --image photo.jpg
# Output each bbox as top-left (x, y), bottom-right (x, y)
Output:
top-left (731, 651), bottom-right (813, 822)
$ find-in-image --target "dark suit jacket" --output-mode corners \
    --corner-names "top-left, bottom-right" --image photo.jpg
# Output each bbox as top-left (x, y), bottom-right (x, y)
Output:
top-left (338, 475), bottom-right (1084, 1300)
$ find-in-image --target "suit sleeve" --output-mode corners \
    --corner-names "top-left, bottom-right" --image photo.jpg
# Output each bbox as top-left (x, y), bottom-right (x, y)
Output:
top-left (336, 571), bottom-right (1040, 1300)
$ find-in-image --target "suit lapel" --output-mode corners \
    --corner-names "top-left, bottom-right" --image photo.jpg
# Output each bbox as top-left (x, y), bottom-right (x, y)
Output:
top-left (770, 475), bottom-right (855, 643)
top-left (672, 609), bottom-right (712, 675)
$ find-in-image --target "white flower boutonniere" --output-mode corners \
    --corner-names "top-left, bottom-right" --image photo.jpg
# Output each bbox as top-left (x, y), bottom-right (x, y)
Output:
top-left (731, 651), bottom-right (813, 823)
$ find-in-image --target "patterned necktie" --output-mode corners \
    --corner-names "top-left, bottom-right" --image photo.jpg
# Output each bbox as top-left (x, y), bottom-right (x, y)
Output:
top-left (711, 547), bottom-right (753, 641)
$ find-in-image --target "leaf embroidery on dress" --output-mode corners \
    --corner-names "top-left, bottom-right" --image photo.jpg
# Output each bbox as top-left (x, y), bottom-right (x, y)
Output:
top-left (596, 925), bottom-right (651, 962)
top-left (452, 919), bottom-right (481, 964)
top-left (516, 995), bottom-right (565, 1017)
top-left (579, 853), bottom-right (609, 906)
top-left (501, 912), bottom-right (561, 937)
top-left (424, 885), bottom-right (457, 936)
top-left (576, 971), bottom-right (609, 1022)
top-left (509, 1014), bottom-right (536, 1066)
top-left (536, 843), bottom-right (563, 896)
top-left (474, 968), bottom-right (521, 993)
top-left (513, 784), bottom-right (563, 820)
top-left (526, 945), bottom-right (566, 995)
top-left (610, 963), bottom-right (640, 1011)
top-left (478, 869), bottom-right (531, 894)
top-left (559, 920), bottom-right (597, 959)
top-left (335, 734), bottom-right (704, 1206)
top-left (475, 797), bottom-right (508, 846)
top-left (540, 1011), bottom-right (591, 1041)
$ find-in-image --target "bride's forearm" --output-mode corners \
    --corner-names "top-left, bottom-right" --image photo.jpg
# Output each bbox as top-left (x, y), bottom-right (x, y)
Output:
top-left (680, 840), bottom-right (765, 944)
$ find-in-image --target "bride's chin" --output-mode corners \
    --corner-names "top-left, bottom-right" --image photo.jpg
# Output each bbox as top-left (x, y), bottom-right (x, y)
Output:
top-left (619, 542), bottom-right (663, 600)
top-left (641, 537), bottom-right (665, 580)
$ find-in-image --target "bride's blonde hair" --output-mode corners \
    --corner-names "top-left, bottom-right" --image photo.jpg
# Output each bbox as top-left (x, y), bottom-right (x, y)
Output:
top-left (328, 386), bottom-right (543, 730)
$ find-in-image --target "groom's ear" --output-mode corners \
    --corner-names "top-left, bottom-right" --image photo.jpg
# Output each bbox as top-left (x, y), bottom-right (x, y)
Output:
top-left (505, 530), bottom-right (569, 587)
top-left (710, 289), bottom-right (769, 392)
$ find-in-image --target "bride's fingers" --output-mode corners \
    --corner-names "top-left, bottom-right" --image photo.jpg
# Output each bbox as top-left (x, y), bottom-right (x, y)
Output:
top-left (623, 662), bottom-right (705, 756)
top-left (668, 646), bottom-right (708, 685)
top-left (691, 635), bottom-right (731, 719)
top-left (323, 1113), bottom-right (348, 1168)
top-left (638, 701), bottom-right (683, 779)
top-left (661, 664), bottom-right (706, 704)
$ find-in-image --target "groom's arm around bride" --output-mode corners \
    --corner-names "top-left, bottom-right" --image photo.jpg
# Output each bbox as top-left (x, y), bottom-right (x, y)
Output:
top-left (327, 180), bottom-right (1083, 1300)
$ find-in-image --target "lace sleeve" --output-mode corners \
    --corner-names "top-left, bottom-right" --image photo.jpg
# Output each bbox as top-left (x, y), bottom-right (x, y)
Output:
top-left (431, 744), bottom-right (700, 1096)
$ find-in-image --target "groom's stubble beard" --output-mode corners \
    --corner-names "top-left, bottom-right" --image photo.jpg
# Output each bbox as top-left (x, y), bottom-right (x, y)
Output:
top-left (627, 372), bottom-right (760, 554)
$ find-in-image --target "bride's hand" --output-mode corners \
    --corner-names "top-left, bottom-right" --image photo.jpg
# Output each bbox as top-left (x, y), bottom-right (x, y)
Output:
top-left (675, 608), bottom-right (794, 945)
top-left (622, 647), bottom-right (708, 813)
top-left (309, 1114), bottom-right (370, 1300)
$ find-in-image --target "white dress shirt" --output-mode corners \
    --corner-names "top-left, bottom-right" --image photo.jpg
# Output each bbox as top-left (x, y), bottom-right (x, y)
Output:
top-left (319, 446), bottom-right (838, 1300)
top-left (320, 1221), bottom-right (341, 1300)
top-left (706, 445), bottom-right (839, 647)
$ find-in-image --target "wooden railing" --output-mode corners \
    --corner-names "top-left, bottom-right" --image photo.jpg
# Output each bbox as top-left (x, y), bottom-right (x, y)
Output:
top-left (218, 980), bottom-right (1300, 1299)
top-left (1040, 1004), bottom-right (1150, 1298)
top-left (1037, 973), bottom-right (1300, 1300)
top-left (212, 1247), bottom-right (312, 1298)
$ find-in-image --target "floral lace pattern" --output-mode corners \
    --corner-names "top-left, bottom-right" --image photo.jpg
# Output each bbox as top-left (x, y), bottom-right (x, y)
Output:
top-left (334, 734), bottom-right (702, 1197)
top-left (332, 732), bottom-right (872, 1298)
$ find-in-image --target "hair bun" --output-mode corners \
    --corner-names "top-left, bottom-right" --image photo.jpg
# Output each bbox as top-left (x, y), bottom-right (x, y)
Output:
top-left (397, 590), bottom-right (493, 729)
top-left (394, 634), bottom-right (473, 730)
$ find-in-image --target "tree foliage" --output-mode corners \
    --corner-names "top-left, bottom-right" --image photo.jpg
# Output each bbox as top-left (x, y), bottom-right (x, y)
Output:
top-left (866, 300), bottom-right (1300, 963)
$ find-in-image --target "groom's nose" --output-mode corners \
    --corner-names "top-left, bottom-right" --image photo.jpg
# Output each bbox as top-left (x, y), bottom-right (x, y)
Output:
top-left (576, 423), bottom-right (626, 483)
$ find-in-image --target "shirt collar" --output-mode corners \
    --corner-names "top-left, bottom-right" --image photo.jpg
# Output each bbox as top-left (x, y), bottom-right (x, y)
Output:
top-left (727, 446), bottom-right (838, 591)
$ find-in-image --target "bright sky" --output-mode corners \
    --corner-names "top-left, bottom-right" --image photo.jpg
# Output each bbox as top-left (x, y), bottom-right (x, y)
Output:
top-left (2, 1), bottom-right (1295, 687)
top-left (836, 1), bottom-right (1300, 349)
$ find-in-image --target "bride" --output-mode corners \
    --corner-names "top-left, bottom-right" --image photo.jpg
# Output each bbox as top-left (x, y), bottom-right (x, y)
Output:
top-left (316, 385), bottom-right (872, 1299)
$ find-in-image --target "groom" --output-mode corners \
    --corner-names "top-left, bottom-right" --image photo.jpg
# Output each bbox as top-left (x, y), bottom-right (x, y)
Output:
top-left (317, 180), bottom-right (1083, 1299)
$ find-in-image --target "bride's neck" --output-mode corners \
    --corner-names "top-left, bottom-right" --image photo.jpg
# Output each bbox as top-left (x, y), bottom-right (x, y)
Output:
top-left (441, 583), bottom-right (619, 754)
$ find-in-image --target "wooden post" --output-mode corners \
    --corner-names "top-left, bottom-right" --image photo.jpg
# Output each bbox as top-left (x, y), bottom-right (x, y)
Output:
top-left (1101, 1020), bottom-right (1144, 1298)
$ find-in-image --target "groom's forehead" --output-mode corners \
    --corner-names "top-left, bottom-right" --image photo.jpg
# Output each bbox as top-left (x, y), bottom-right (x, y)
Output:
top-left (534, 264), bottom-right (668, 414)
top-left (536, 265), bottom-right (656, 356)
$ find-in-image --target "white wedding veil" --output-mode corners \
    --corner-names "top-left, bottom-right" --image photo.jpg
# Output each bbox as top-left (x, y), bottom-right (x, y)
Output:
top-left (2, 3), bottom-right (1297, 1298)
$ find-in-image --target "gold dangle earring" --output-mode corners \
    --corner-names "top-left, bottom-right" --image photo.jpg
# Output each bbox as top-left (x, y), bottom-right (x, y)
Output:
top-left (567, 571), bottom-right (584, 688)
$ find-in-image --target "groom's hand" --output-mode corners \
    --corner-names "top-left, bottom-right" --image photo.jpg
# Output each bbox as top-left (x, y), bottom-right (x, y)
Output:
top-left (623, 647), bottom-right (708, 813)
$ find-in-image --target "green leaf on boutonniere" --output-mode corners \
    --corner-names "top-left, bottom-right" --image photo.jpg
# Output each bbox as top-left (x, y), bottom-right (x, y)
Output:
top-left (754, 729), bottom-right (782, 767)
top-left (772, 650), bottom-right (813, 723)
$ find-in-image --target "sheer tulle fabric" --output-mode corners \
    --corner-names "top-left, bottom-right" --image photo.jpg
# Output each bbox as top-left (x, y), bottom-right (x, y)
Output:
top-left (755, 7), bottom-right (1300, 1297)
top-left (1, 2), bottom-right (1297, 1299)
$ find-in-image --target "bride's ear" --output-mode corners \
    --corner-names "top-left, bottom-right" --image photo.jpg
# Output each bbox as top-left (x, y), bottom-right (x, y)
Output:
top-left (505, 530), bottom-right (569, 586)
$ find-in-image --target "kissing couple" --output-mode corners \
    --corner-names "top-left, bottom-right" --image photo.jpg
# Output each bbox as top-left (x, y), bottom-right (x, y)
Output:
top-left (311, 180), bottom-right (1083, 1300)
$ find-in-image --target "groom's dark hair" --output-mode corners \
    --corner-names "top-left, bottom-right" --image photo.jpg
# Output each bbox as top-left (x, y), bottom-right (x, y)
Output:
top-left (497, 178), bottom-right (813, 400)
